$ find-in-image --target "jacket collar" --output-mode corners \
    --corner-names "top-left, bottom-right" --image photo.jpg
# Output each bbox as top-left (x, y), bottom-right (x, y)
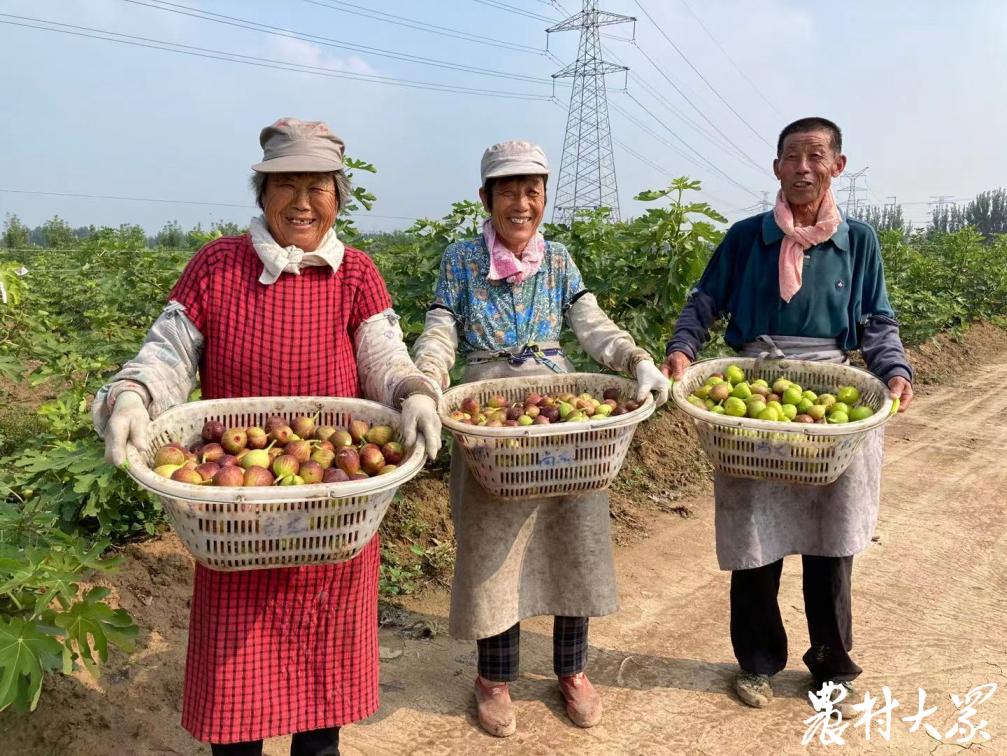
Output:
top-left (760, 208), bottom-right (850, 252)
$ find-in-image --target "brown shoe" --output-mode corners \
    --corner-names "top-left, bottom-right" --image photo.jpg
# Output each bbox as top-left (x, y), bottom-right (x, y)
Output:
top-left (558, 672), bottom-right (603, 728)
top-left (734, 672), bottom-right (774, 708)
top-left (474, 676), bottom-right (516, 737)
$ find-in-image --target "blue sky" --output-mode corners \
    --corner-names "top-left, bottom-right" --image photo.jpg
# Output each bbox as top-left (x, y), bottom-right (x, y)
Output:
top-left (1, 0), bottom-right (1006, 235)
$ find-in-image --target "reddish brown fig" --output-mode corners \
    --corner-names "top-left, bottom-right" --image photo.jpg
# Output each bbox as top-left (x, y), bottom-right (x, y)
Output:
top-left (349, 419), bottom-right (369, 444)
top-left (381, 442), bottom-right (404, 465)
top-left (195, 462), bottom-right (220, 482)
top-left (213, 465), bottom-right (245, 487)
top-left (323, 467), bottom-right (350, 483)
top-left (200, 443), bottom-right (225, 463)
top-left (335, 447), bottom-right (360, 476)
top-left (201, 420), bottom-right (225, 443)
top-left (299, 460), bottom-right (324, 484)
top-left (154, 445), bottom-right (186, 468)
top-left (246, 426), bottom-right (268, 449)
top-left (243, 466), bottom-right (274, 487)
top-left (360, 444), bottom-right (386, 476)
top-left (171, 466), bottom-right (204, 485)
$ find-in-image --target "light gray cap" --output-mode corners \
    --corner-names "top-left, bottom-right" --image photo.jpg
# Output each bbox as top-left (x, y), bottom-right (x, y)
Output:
top-left (480, 140), bottom-right (549, 184)
top-left (251, 118), bottom-right (345, 173)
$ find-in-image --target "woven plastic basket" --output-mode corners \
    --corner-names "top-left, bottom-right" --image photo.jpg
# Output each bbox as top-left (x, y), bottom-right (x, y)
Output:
top-left (125, 397), bottom-right (425, 571)
top-left (441, 373), bottom-right (654, 500)
top-left (672, 358), bottom-right (894, 486)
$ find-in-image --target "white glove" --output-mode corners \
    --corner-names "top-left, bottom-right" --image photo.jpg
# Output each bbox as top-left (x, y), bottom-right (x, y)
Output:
top-left (104, 390), bottom-right (150, 467)
top-left (635, 360), bottom-right (669, 407)
top-left (400, 394), bottom-right (442, 461)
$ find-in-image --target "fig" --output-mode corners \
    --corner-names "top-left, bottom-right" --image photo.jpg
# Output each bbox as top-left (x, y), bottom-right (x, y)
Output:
top-left (351, 471), bottom-right (369, 480)
top-left (360, 444), bottom-right (386, 475)
top-left (524, 405), bottom-right (540, 418)
top-left (221, 428), bottom-right (247, 454)
top-left (278, 474), bottom-right (305, 486)
top-left (709, 383), bottom-right (731, 402)
top-left (315, 425), bottom-right (338, 443)
top-left (286, 440), bottom-right (313, 463)
top-left (793, 414), bottom-right (814, 423)
top-left (323, 467), bottom-right (350, 483)
top-left (525, 393), bottom-right (544, 406)
top-left (725, 365), bottom-right (746, 385)
top-left (244, 466), bottom-right (275, 486)
top-left (264, 415), bottom-right (287, 433)
top-left (195, 462), bottom-right (220, 482)
top-left (349, 419), bottom-right (370, 444)
top-left (154, 446), bottom-right (186, 468)
top-left (154, 463), bottom-right (183, 479)
top-left (218, 454), bottom-right (238, 467)
top-left (837, 386), bottom-right (860, 405)
top-left (381, 442), bottom-right (404, 465)
top-left (299, 460), bottom-right (324, 484)
top-left (487, 395), bottom-right (508, 409)
top-left (849, 405), bottom-right (874, 422)
top-left (246, 426), bottom-right (268, 449)
top-left (311, 448), bottom-right (335, 469)
top-left (331, 430), bottom-right (354, 448)
top-left (461, 397), bottom-right (480, 416)
top-left (267, 447), bottom-right (284, 462)
top-left (240, 449), bottom-right (271, 470)
top-left (602, 387), bottom-right (620, 402)
top-left (365, 425), bottom-right (393, 446)
top-left (291, 415), bottom-right (316, 439)
top-left (201, 420), bottom-right (225, 443)
top-left (272, 454), bottom-right (300, 478)
top-left (201, 443), bottom-right (225, 463)
top-left (807, 404), bottom-right (827, 421)
top-left (317, 440), bottom-right (335, 454)
top-left (533, 415), bottom-right (551, 424)
top-left (171, 467), bottom-right (204, 484)
top-left (518, 414), bottom-right (533, 426)
top-left (213, 466), bottom-right (245, 487)
top-left (335, 447), bottom-right (360, 476)
top-left (268, 425), bottom-right (294, 445)
top-left (377, 465), bottom-right (398, 475)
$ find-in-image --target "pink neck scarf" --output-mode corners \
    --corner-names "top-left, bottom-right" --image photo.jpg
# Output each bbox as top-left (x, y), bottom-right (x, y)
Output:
top-left (772, 189), bottom-right (841, 303)
top-left (483, 218), bottom-right (546, 286)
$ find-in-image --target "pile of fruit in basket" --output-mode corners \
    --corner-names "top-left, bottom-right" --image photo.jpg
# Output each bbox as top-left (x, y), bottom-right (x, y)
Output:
top-left (448, 388), bottom-right (641, 426)
top-left (686, 365), bottom-right (875, 424)
top-left (151, 414), bottom-right (404, 486)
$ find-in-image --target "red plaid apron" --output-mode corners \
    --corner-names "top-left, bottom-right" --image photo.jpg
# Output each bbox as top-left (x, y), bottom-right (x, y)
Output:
top-left (169, 235), bottom-right (390, 744)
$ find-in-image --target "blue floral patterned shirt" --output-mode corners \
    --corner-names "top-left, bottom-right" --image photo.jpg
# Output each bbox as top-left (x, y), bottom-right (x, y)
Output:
top-left (432, 235), bottom-right (586, 354)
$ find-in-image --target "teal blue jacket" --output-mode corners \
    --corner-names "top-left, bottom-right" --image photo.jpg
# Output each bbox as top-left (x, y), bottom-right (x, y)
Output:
top-left (668, 211), bottom-right (912, 383)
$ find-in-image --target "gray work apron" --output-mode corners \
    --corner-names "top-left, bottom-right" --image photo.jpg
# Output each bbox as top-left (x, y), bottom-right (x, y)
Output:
top-left (448, 342), bottom-right (619, 641)
top-left (713, 335), bottom-right (884, 571)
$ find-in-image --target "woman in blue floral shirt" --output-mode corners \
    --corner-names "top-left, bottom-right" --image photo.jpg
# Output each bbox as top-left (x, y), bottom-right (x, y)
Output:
top-left (413, 140), bottom-right (668, 738)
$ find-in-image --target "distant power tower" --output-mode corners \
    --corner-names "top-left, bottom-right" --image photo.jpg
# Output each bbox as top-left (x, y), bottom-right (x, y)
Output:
top-left (837, 167), bottom-right (869, 216)
top-left (548, 1), bottom-right (635, 225)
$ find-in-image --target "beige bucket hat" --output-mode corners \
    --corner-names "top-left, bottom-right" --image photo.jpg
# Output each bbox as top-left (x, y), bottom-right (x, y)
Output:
top-left (480, 140), bottom-right (549, 184)
top-left (251, 118), bottom-right (345, 173)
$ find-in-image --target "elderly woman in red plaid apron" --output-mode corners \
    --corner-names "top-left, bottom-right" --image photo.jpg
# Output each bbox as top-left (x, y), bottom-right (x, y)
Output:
top-left (93, 119), bottom-right (442, 756)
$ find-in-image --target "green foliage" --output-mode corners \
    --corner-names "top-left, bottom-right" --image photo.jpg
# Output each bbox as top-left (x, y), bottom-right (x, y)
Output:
top-left (544, 178), bottom-right (726, 367)
top-left (2, 214), bottom-right (31, 250)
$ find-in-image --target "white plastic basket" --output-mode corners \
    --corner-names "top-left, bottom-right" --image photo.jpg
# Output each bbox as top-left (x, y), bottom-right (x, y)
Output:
top-left (672, 358), bottom-right (894, 486)
top-left (440, 373), bottom-right (654, 500)
top-left (124, 397), bottom-right (426, 571)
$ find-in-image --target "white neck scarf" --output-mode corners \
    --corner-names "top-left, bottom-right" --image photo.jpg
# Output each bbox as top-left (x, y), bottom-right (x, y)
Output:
top-left (249, 215), bottom-right (346, 285)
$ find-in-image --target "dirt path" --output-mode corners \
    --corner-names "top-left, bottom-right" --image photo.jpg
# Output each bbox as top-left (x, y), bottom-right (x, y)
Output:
top-left (334, 356), bottom-right (1007, 756)
top-left (5, 355), bottom-right (1006, 755)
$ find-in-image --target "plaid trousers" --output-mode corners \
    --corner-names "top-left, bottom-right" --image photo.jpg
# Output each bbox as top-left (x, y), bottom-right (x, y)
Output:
top-left (477, 617), bottom-right (589, 682)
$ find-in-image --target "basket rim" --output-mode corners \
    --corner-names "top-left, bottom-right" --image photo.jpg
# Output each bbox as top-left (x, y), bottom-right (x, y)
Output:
top-left (123, 396), bottom-right (427, 504)
top-left (671, 357), bottom-right (894, 437)
top-left (440, 373), bottom-right (655, 439)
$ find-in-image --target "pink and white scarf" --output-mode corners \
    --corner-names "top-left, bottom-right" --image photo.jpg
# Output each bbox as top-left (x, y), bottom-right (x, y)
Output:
top-left (772, 189), bottom-right (841, 303)
top-left (483, 218), bottom-right (546, 286)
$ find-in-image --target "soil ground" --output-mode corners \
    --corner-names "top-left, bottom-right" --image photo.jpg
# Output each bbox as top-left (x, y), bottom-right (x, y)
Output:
top-left (3, 324), bottom-right (1006, 755)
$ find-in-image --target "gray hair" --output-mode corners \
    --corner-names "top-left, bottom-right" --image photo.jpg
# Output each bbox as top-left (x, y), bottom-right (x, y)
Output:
top-left (250, 171), bottom-right (352, 213)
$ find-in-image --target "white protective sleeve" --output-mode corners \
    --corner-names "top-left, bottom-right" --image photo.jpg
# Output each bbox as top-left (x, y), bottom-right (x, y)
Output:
top-left (355, 308), bottom-right (442, 407)
top-left (410, 307), bottom-right (459, 390)
top-left (92, 301), bottom-right (203, 437)
top-left (566, 292), bottom-right (653, 374)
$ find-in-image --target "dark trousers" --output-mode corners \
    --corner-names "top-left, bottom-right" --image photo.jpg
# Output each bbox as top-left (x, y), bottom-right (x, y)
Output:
top-left (730, 554), bottom-right (862, 683)
top-left (477, 616), bottom-right (589, 682)
top-left (210, 726), bottom-right (340, 756)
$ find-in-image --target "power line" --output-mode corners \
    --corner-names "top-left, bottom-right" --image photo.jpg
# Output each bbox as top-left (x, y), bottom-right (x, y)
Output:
top-left (117, 0), bottom-right (555, 86)
top-left (0, 14), bottom-right (555, 100)
top-left (629, 40), bottom-right (764, 171)
top-left (301, 0), bottom-right (546, 54)
top-left (599, 42), bottom-right (764, 176)
top-left (632, 0), bottom-right (774, 149)
top-left (617, 93), bottom-right (763, 200)
top-left (470, 0), bottom-right (559, 22)
top-left (676, 0), bottom-right (782, 118)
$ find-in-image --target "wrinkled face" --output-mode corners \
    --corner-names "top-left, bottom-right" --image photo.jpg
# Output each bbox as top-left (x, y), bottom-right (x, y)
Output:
top-left (480, 176), bottom-right (547, 253)
top-left (262, 172), bottom-right (338, 251)
top-left (773, 130), bottom-right (847, 207)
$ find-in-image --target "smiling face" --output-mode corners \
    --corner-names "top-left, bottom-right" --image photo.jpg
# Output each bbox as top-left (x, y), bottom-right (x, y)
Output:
top-left (773, 130), bottom-right (847, 209)
top-left (479, 175), bottom-right (547, 254)
top-left (262, 172), bottom-right (338, 251)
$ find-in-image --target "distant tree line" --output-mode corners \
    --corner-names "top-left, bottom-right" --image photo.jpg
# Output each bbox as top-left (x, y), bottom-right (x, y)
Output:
top-left (851, 188), bottom-right (1007, 241)
top-left (1, 213), bottom-right (246, 251)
